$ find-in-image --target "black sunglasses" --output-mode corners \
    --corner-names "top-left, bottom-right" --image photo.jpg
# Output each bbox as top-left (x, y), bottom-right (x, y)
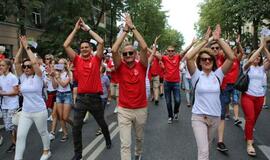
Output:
top-left (22, 65), bottom-right (32, 69)
top-left (211, 47), bottom-right (220, 50)
top-left (122, 51), bottom-right (134, 57)
top-left (200, 57), bottom-right (213, 62)
top-left (167, 50), bottom-right (175, 52)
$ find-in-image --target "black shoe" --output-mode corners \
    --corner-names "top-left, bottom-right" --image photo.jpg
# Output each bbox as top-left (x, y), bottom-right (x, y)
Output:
top-left (154, 100), bottom-right (159, 106)
top-left (95, 128), bottom-right (102, 136)
top-left (234, 119), bottom-right (242, 125)
top-left (106, 142), bottom-right (112, 149)
top-left (135, 155), bottom-right (142, 160)
top-left (6, 143), bottom-right (16, 153)
top-left (217, 142), bottom-right (228, 152)
top-left (160, 93), bottom-right (163, 97)
top-left (71, 154), bottom-right (82, 160)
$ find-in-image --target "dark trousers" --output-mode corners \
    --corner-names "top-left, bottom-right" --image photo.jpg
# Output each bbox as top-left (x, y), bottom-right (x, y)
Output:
top-left (72, 94), bottom-right (111, 157)
top-left (164, 81), bottom-right (181, 118)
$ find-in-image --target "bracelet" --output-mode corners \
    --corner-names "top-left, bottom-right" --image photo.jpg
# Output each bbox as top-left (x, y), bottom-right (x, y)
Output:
top-left (123, 29), bottom-right (129, 33)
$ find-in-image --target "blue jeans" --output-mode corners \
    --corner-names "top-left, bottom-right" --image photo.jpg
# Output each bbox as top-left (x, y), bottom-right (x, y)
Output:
top-left (164, 81), bottom-right (181, 118)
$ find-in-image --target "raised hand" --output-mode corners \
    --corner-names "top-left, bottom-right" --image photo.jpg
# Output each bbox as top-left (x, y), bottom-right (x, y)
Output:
top-left (19, 36), bottom-right (28, 49)
top-left (74, 18), bottom-right (82, 31)
top-left (236, 34), bottom-right (241, 44)
top-left (125, 13), bottom-right (133, 28)
top-left (204, 26), bottom-right (212, 40)
top-left (213, 24), bottom-right (221, 40)
top-left (80, 18), bottom-right (91, 32)
top-left (154, 35), bottom-right (161, 44)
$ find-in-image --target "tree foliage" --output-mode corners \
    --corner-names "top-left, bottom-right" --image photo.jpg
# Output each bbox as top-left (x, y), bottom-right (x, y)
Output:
top-left (196, 0), bottom-right (270, 49)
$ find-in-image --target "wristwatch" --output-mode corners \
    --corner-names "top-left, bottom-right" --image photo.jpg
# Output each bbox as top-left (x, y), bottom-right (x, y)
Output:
top-left (130, 25), bottom-right (136, 31)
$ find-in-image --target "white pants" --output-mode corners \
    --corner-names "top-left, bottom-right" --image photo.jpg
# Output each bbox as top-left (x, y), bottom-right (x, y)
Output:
top-left (15, 110), bottom-right (50, 160)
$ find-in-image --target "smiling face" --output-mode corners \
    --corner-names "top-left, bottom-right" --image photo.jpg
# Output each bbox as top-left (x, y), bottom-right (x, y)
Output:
top-left (80, 42), bottom-right (92, 58)
top-left (22, 60), bottom-right (34, 76)
top-left (122, 45), bottom-right (136, 64)
top-left (210, 42), bottom-right (220, 56)
top-left (166, 46), bottom-right (175, 57)
top-left (199, 53), bottom-right (214, 72)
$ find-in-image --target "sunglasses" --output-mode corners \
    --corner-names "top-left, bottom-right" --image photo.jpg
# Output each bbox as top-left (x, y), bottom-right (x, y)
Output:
top-left (200, 57), bottom-right (213, 62)
top-left (167, 50), bottom-right (175, 52)
top-left (211, 47), bottom-right (220, 50)
top-left (45, 58), bottom-right (52, 60)
top-left (22, 65), bottom-right (32, 69)
top-left (122, 51), bottom-right (134, 57)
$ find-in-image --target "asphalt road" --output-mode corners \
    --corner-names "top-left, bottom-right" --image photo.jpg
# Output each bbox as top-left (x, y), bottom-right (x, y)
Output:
top-left (0, 93), bottom-right (270, 160)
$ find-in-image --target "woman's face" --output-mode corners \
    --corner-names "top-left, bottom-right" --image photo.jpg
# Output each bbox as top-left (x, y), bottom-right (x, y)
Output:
top-left (199, 53), bottom-right (214, 71)
top-left (0, 60), bottom-right (9, 74)
top-left (23, 61), bottom-right (34, 75)
top-left (253, 56), bottom-right (261, 66)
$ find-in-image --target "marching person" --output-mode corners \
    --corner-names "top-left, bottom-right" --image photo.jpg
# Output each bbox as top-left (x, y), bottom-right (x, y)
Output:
top-left (241, 37), bottom-right (270, 156)
top-left (63, 17), bottom-right (111, 160)
top-left (185, 25), bottom-right (235, 160)
top-left (14, 36), bottom-right (51, 160)
top-left (0, 58), bottom-right (19, 152)
top-left (111, 14), bottom-right (148, 160)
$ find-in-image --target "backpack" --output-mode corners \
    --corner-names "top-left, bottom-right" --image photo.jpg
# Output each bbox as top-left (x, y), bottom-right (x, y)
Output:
top-left (191, 74), bottom-right (221, 105)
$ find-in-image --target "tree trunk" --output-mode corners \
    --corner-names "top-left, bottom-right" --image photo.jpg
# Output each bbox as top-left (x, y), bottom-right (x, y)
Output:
top-left (252, 18), bottom-right (259, 49)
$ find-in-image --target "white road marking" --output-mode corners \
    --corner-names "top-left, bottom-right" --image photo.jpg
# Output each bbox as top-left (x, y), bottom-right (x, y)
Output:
top-left (82, 122), bottom-right (117, 157)
top-left (86, 126), bottom-right (120, 160)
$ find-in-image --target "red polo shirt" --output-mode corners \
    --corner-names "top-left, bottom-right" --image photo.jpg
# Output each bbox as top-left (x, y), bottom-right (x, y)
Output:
top-left (117, 60), bottom-right (147, 109)
top-left (107, 60), bottom-right (119, 83)
top-left (221, 58), bottom-right (240, 89)
top-left (73, 55), bottom-right (102, 94)
top-left (150, 57), bottom-right (162, 76)
top-left (162, 54), bottom-right (182, 82)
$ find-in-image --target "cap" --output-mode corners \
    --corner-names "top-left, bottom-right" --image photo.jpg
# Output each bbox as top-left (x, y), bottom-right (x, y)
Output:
top-left (0, 46), bottom-right (5, 53)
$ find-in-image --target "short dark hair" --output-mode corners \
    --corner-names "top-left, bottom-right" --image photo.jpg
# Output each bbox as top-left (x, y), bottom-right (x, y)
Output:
top-left (196, 48), bottom-right (217, 71)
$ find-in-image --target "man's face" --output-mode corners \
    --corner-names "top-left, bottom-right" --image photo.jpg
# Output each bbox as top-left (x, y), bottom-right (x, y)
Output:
top-left (210, 43), bottom-right (220, 55)
top-left (80, 42), bottom-right (92, 58)
top-left (122, 45), bottom-right (136, 64)
top-left (166, 47), bottom-right (175, 57)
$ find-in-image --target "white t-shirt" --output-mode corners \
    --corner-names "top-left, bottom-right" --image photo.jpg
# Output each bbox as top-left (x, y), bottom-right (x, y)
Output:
top-left (44, 76), bottom-right (56, 92)
top-left (57, 71), bottom-right (71, 92)
top-left (0, 73), bottom-right (19, 109)
top-left (246, 66), bottom-right (265, 97)
top-left (191, 68), bottom-right (224, 117)
top-left (19, 74), bottom-right (46, 112)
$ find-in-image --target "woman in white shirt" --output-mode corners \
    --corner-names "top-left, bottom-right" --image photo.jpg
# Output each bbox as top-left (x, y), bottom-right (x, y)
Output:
top-left (241, 38), bottom-right (270, 156)
top-left (51, 58), bottom-right (73, 142)
top-left (0, 59), bottom-right (19, 152)
top-left (184, 25), bottom-right (235, 160)
top-left (14, 36), bottom-right (51, 160)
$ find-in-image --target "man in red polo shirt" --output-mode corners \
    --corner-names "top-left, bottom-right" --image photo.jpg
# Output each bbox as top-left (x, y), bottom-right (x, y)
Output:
top-left (63, 17), bottom-right (111, 160)
top-left (111, 14), bottom-right (148, 160)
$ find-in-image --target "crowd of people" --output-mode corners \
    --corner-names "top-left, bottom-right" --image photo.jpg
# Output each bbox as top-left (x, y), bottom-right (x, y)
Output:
top-left (0, 14), bottom-right (269, 160)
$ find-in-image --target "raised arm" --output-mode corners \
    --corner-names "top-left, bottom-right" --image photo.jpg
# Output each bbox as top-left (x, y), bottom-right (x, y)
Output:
top-left (244, 39), bottom-right (264, 71)
top-left (14, 40), bottom-right (23, 76)
top-left (148, 35), bottom-right (160, 64)
top-left (111, 24), bottom-right (129, 70)
top-left (126, 15), bottom-right (148, 67)
top-left (214, 25), bottom-right (235, 74)
top-left (80, 18), bottom-right (104, 58)
top-left (63, 18), bottom-right (81, 61)
top-left (181, 37), bottom-right (197, 56)
top-left (20, 36), bottom-right (42, 77)
top-left (235, 35), bottom-right (244, 60)
top-left (185, 27), bottom-right (211, 76)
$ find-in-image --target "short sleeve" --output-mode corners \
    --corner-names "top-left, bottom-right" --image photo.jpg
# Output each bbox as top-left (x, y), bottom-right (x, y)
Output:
top-left (73, 55), bottom-right (80, 67)
top-left (11, 75), bottom-right (19, 87)
top-left (191, 69), bottom-right (201, 87)
top-left (214, 67), bottom-right (224, 82)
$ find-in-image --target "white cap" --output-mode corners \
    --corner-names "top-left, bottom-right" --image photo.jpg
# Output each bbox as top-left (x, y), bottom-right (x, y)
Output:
top-left (107, 53), bottom-right (112, 57)
top-left (0, 46), bottom-right (5, 53)
top-left (28, 40), bottom-right (38, 49)
top-left (90, 39), bottom-right (97, 46)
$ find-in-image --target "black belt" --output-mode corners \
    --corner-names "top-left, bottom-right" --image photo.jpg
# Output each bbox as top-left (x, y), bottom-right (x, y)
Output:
top-left (77, 93), bottom-right (100, 97)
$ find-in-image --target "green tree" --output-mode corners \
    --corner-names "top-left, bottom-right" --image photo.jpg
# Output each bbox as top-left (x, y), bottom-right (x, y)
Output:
top-left (158, 27), bottom-right (184, 52)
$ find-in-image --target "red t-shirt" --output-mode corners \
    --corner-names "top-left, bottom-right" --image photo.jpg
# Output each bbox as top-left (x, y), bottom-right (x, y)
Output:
top-left (162, 55), bottom-right (182, 82)
top-left (221, 58), bottom-right (240, 89)
top-left (73, 55), bottom-right (102, 94)
top-left (216, 53), bottom-right (225, 67)
top-left (117, 60), bottom-right (147, 109)
top-left (107, 60), bottom-right (119, 83)
top-left (150, 57), bottom-right (162, 76)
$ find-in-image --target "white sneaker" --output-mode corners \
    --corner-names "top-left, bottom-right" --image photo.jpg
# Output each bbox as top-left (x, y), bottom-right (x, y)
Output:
top-left (168, 118), bottom-right (173, 124)
top-left (58, 128), bottom-right (63, 133)
top-left (47, 115), bottom-right (53, 121)
top-left (40, 151), bottom-right (51, 160)
top-left (49, 132), bottom-right (55, 141)
top-left (0, 136), bottom-right (3, 146)
top-left (114, 107), bottom-right (118, 113)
